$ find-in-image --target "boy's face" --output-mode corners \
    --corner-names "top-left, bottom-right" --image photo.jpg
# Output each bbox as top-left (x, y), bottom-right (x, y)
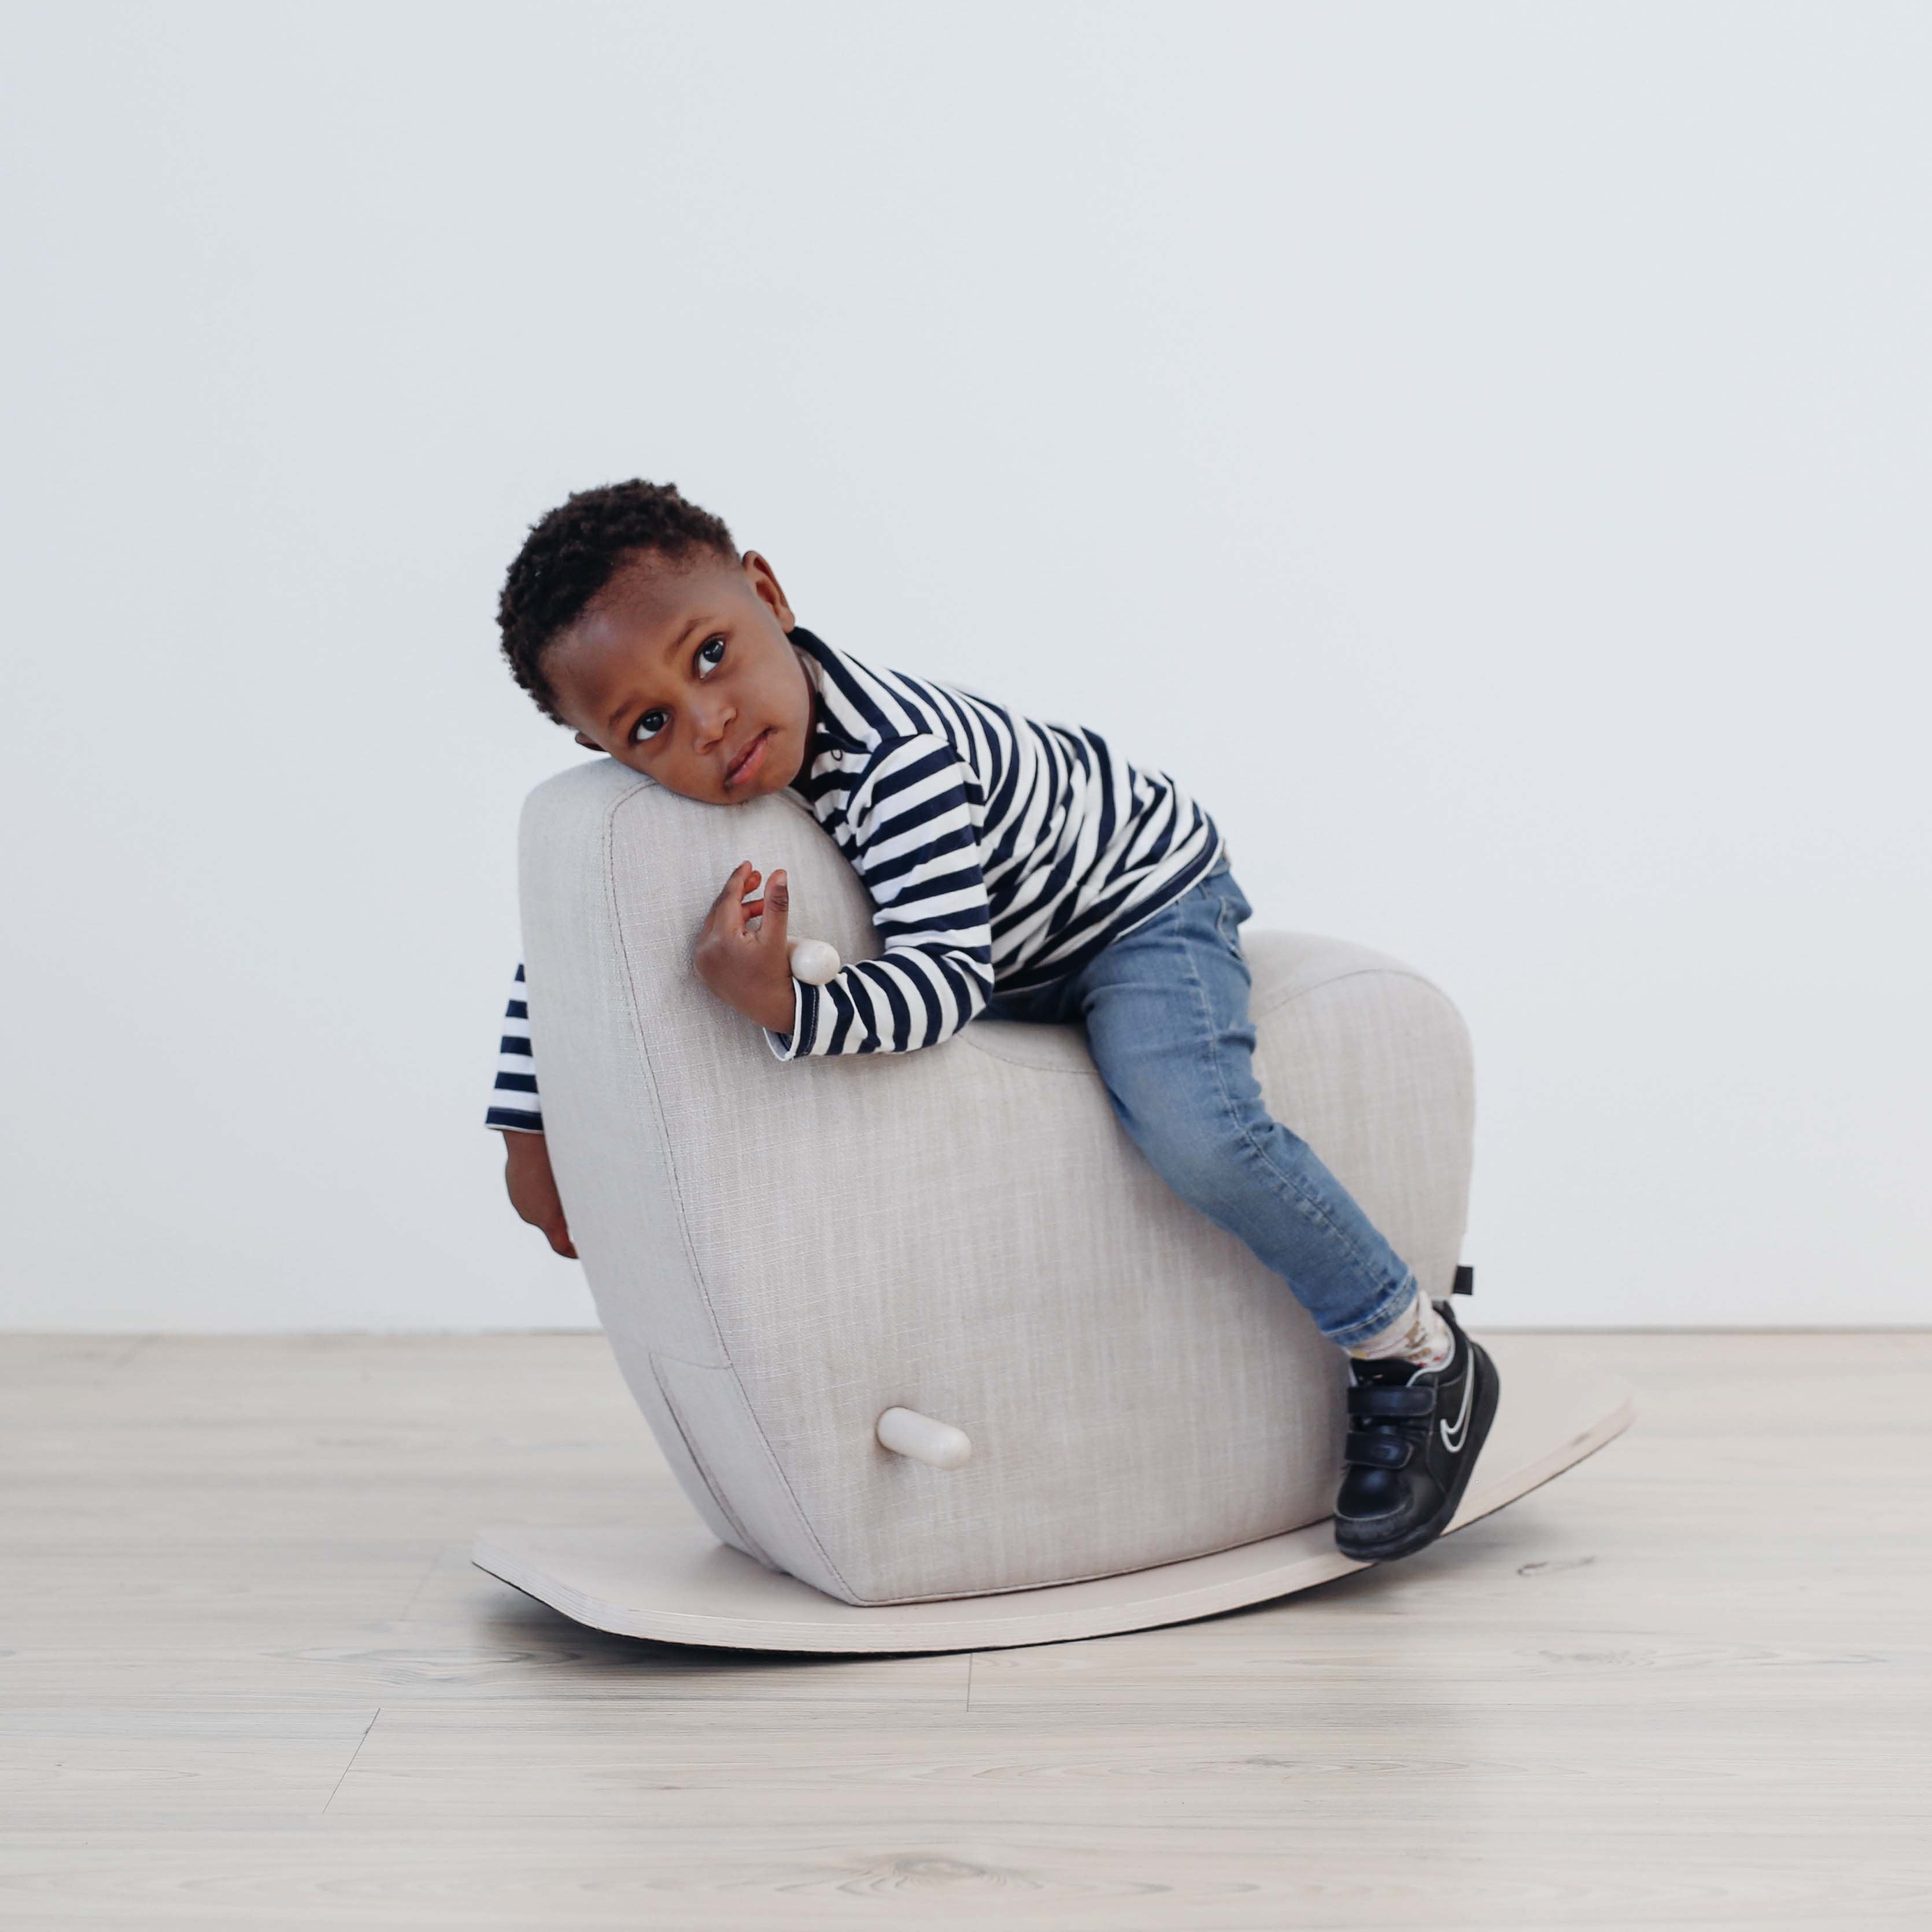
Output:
top-left (545, 549), bottom-right (813, 804)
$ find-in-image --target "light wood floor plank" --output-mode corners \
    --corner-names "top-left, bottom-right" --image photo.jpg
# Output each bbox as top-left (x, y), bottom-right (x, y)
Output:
top-left (2, 1331), bottom-right (1927, 1927)
top-left (0, 1824), bottom-right (1926, 1927)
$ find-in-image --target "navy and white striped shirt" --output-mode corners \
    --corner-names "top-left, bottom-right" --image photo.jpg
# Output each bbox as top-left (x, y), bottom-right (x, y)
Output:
top-left (487, 626), bottom-right (1225, 1132)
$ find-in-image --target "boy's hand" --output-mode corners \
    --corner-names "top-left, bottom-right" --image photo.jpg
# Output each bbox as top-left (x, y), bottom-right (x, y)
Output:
top-left (500, 1130), bottom-right (577, 1258)
top-left (694, 860), bottom-right (797, 1033)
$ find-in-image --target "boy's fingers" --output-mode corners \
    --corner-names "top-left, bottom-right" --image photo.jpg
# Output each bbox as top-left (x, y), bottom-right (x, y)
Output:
top-left (711, 861), bottom-right (755, 934)
top-left (760, 870), bottom-right (789, 949)
top-left (735, 865), bottom-right (782, 940)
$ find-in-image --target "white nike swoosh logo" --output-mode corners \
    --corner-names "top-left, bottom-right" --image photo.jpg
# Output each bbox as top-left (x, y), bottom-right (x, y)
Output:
top-left (1440, 1364), bottom-right (1476, 1453)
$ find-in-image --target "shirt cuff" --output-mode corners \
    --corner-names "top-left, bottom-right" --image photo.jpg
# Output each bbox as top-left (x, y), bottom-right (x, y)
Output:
top-left (763, 974), bottom-right (818, 1061)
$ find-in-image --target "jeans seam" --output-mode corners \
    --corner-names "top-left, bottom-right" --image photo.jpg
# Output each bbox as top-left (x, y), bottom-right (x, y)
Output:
top-left (1179, 918), bottom-right (1416, 1345)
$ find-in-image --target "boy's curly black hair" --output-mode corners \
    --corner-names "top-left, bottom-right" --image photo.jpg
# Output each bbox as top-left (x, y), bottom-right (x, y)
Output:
top-left (497, 479), bottom-right (737, 725)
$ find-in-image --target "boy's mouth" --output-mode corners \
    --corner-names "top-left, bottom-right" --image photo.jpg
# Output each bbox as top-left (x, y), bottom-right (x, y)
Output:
top-left (725, 727), bottom-right (774, 788)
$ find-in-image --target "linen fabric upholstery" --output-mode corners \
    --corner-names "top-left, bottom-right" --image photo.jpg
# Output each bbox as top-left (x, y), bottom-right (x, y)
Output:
top-left (519, 758), bottom-right (1476, 1606)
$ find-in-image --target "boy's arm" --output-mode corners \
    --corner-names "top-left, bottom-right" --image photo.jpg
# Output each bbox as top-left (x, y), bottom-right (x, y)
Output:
top-left (498, 1126), bottom-right (576, 1257)
top-left (765, 733), bottom-right (996, 1061)
top-left (485, 962), bottom-right (574, 1255)
top-left (485, 962), bottom-right (544, 1133)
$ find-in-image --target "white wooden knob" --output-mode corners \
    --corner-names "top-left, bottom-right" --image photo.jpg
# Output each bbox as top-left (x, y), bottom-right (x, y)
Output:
top-left (876, 1406), bottom-right (973, 1469)
top-left (788, 939), bottom-right (841, 985)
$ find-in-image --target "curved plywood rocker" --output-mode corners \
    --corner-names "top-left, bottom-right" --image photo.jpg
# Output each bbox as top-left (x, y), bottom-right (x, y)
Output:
top-left (474, 760), bottom-right (1632, 1652)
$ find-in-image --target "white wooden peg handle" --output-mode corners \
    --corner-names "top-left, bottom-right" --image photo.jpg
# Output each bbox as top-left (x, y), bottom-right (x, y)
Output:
top-left (787, 939), bottom-right (841, 985)
top-left (876, 1406), bottom-right (973, 1470)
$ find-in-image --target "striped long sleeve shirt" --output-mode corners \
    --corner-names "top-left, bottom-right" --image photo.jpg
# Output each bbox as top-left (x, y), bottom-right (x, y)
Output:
top-left (486, 626), bottom-right (1226, 1132)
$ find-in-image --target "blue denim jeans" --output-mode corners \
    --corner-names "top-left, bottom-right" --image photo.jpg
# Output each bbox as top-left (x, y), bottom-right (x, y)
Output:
top-left (977, 857), bottom-right (1420, 1349)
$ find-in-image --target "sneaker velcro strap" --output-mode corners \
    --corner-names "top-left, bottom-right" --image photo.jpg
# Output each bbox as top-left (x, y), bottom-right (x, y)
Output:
top-left (1347, 1384), bottom-right (1434, 1420)
top-left (1343, 1430), bottom-right (1413, 1469)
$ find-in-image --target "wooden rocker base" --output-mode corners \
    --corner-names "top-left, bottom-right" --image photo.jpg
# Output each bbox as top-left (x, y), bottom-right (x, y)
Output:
top-left (473, 1339), bottom-right (1634, 1654)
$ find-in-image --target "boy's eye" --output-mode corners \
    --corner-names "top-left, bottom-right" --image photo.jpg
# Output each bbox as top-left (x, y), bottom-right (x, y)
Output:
top-left (633, 641), bottom-right (726, 745)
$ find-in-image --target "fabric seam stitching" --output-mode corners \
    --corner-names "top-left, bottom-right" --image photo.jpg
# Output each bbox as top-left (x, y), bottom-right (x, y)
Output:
top-left (603, 781), bottom-right (856, 1598)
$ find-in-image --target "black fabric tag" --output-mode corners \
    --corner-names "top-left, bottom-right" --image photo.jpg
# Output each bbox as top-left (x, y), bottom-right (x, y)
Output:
top-left (1452, 1264), bottom-right (1475, 1296)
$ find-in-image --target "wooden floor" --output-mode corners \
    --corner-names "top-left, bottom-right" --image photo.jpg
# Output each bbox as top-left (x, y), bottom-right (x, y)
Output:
top-left (3, 1332), bottom-right (1927, 1929)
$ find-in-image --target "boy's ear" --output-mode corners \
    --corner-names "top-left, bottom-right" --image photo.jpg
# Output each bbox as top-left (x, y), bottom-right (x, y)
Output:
top-left (741, 549), bottom-right (796, 633)
top-left (573, 732), bottom-right (601, 750)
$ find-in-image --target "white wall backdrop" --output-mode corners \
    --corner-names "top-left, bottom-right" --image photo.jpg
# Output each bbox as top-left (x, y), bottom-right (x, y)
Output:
top-left (2, 2), bottom-right (1926, 1332)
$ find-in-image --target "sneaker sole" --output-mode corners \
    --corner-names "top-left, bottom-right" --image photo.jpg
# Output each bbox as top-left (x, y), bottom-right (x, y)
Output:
top-left (1333, 1342), bottom-right (1502, 1564)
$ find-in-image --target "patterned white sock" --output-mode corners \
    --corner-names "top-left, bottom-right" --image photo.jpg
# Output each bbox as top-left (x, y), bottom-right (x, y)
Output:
top-left (1347, 1287), bottom-right (1453, 1372)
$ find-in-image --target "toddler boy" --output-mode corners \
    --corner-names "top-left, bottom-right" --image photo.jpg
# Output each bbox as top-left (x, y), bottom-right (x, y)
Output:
top-left (485, 479), bottom-right (1498, 1562)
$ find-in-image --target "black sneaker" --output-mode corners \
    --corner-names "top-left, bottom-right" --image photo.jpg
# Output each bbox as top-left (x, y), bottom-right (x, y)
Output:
top-left (1333, 1299), bottom-right (1500, 1563)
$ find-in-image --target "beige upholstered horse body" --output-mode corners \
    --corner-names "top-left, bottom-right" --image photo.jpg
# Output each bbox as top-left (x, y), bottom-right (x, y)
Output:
top-left (519, 758), bottom-right (1475, 1608)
